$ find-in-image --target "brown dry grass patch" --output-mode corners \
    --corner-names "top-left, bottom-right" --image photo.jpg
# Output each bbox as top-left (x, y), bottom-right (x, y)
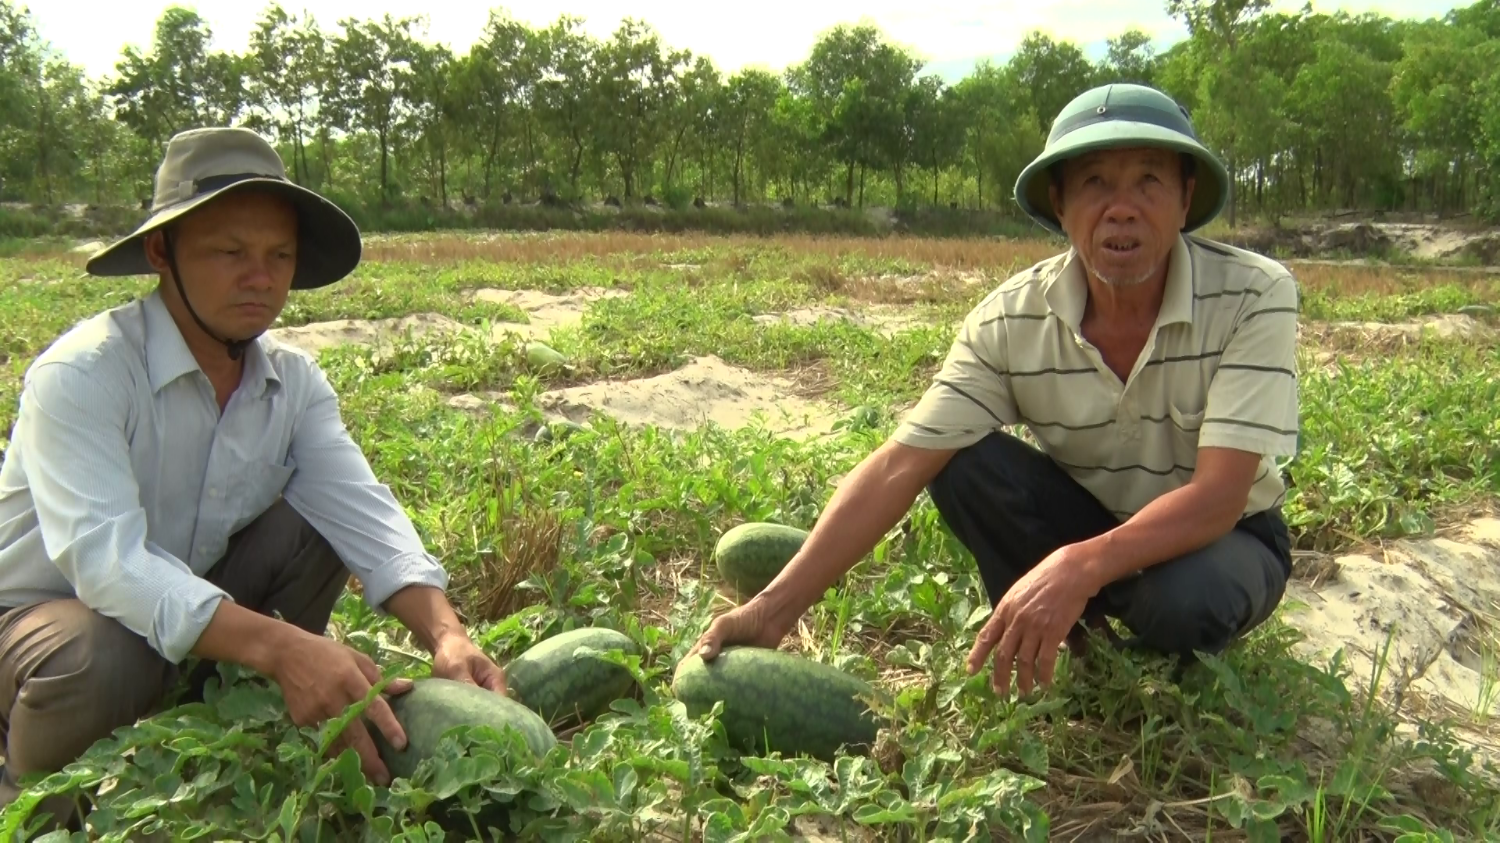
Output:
top-left (361, 231), bottom-right (1064, 271)
top-left (1290, 262), bottom-right (1500, 298)
top-left (1299, 315), bottom-right (1494, 360)
top-left (453, 500), bottom-right (565, 623)
top-left (792, 263), bottom-right (989, 306)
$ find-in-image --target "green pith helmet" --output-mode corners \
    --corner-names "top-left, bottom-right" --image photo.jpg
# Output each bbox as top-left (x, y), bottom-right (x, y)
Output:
top-left (1013, 83), bottom-right (1230, 235)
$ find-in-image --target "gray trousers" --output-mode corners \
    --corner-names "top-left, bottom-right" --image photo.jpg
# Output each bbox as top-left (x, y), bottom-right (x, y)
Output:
top-left (926, 431), bottom-right (1291, 660)
top-left (0, 499), bottom-right (348, 830)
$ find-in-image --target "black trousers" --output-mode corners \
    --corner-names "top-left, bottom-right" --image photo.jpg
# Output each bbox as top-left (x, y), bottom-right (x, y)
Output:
top-left (926, 431), bottom-right (1291, 660)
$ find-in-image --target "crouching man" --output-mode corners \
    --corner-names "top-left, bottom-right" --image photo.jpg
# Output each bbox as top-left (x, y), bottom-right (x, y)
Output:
top-left (691, 83), bottom-right (1300, 698)
top-left (0, 127), bottom-right (504, 829)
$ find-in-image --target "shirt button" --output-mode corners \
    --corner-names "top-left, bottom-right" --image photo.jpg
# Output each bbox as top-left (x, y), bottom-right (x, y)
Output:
top-left (208, 488), bottom-right (220, 498)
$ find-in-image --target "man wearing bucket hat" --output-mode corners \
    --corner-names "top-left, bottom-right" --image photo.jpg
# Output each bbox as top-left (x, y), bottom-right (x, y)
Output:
top-left (0, 127), bottom-right (505, 825)
top-left (691, 84), bottom-right (1299, 698)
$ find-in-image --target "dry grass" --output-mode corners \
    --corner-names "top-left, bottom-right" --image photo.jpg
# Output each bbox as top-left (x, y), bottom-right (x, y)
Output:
top-left (1299, 315), bottom-right (1495, 360)
top-left (1290, 261), bottom-right (1500, 298)
top-left (360, 231), bottom-right (1064, 270)
top-left (454, 500), bottom-right (566, 623)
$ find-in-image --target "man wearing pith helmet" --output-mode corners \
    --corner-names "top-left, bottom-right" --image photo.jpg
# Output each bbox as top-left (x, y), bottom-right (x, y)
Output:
top-left (0, 127), bottom-right (505, 828)
top-left (690, 83), bottom-right (1300, 700)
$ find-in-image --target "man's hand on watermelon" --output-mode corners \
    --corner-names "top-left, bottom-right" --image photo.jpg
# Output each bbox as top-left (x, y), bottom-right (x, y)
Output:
top-left (432, 633), bottom-right (507, 693)
top-left (264, 624), bottom-right (413, 786)
top-left (384, 583), bottom-right (507, 693)
top-left (691, 595), bottom-right (796, 661)
top-left (965, 542), bottom-right (1099, 698)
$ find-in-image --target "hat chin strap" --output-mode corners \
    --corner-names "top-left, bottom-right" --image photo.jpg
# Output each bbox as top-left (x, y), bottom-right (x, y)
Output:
top-left (161, 230), bottom-right (259, 361)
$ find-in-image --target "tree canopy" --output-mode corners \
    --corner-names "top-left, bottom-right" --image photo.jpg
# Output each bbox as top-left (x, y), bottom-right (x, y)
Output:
top-left (2, 0), bottom-right (1497, 224)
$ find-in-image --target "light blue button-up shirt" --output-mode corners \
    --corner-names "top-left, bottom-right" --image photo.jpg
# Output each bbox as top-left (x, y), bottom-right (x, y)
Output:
top-left (0, 289), bottom-right (449, 663)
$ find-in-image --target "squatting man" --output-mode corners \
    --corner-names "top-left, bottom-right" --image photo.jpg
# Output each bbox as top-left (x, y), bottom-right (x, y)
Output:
top-left (691, 83), bottom-right (1301, 699)
top-left (0, 126), bottom-right (508, 829)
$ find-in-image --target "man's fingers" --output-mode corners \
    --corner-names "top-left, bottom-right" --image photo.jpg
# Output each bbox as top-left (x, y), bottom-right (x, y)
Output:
top-left (967, 608), bottom-right (1006, 675)
top-left (363, 694), bottom-right (407, 752)
top-left (353, 652), bottom-right (384, 687)
top-left (1013, 629), bottom-right (1042, 697)
top-left (344, 720), bottom-right (394, 787)
top-left (991, 619), bottom-right (1025, 698)
top-left (480, 663), bottom-right (507, 694)
top-left (695, 616), bottom-right (732, 660)
top-left (1035, 634), bottom-right (1064, 690)
top-left (385, 676), bottom-right (415, 696)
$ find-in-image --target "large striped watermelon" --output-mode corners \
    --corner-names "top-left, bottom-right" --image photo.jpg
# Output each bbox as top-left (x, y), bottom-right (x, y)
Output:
top-left (713, 522), bottom-right (809, 597)
top-left (671, 646), bottom-right (886, 762)
top-left (505, 626), bottom-right (641, 726)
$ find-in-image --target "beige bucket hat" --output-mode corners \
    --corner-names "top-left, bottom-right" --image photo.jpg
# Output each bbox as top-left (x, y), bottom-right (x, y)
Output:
top-left (85, 126), bottom-right (361, 290)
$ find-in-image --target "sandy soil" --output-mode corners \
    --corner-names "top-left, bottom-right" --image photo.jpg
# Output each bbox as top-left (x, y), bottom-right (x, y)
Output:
top-left (536, 355), bottom-right (840, 439)
top-left (449, 355), bottom-right (842, 440)
top-left (752, 305), bottom-right (930, 337)
top-left (261, 286), bottom-right (626, 356)
top-left (472, 286), bottom-right (626, 340)
top-left (1225, 221), bottom-right (1500, 265)
top-left (1281, 518), bottom-right (1500, 762)
top-left (266, 313), bottom-right (468, 356)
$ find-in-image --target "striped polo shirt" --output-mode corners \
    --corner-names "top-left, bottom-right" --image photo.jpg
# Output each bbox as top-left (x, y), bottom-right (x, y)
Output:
top-left (895, 233), bottom-right (1300, 520)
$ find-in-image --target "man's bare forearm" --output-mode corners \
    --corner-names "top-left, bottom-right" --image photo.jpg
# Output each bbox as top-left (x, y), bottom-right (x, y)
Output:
top-left (1078, 451), bottom-right (1258, 590)
top-left (754, 440), bottom-right (955, 628)
top-left (190, 598), bottom-right (301, 676)
top-left (383, 584), bottom-right (468, 653)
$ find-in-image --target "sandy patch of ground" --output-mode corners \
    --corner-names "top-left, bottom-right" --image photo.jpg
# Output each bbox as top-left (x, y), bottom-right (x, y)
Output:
top-left (449, 355), bottom-right (842, 440)
top-left (1281, 518), bottom-right (1500, 761)
top-left (752, 305), bottom-right (930, 337)
top-left (472, 286), bottom-right (626, 340)
top-left (267, 313), bottom-right (467, 356)
top-left (1225, 221), bottom-right (1500, 265)
top-left (1301, 314), bottom-right (1493, 370)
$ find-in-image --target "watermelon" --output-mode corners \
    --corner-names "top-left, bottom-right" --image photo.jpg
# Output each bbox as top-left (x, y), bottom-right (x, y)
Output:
top-left (524, 341), bottom-right (568, 373)
top-left (533, 419), bottom-right (586, 443)
top-left (505, 627), bottom-right (641, 726)
top-left (370, 677), bottom-right (558, 783)
top-left (671, 646), bottom-right (886, 762)
top-left (714, 522), bottom-right (809, 597)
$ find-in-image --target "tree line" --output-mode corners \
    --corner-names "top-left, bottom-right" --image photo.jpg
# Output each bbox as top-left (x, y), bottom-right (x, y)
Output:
top-left (1, 0), bottom-right (1498, 229)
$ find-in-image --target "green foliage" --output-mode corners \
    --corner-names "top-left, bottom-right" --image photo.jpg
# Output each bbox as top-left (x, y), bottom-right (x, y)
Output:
top-left (1, 0), bottom-right (1498, 225)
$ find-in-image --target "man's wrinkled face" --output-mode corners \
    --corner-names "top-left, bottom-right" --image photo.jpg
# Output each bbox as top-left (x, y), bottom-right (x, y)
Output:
top-left (1048, 147), bottom-right (1194, 288)
top-left (147, 189), bottom-right (299, 341)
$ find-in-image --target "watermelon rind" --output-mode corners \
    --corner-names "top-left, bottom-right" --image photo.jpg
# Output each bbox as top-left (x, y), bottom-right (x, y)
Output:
top-left (713, 522), bottom-right (809, 597)
top-left (505, 627), bottom-right (642, 726)
top-left (671, 646), bottom-right (886, 762)
top-left (370, 677), bottom-right (558, 783)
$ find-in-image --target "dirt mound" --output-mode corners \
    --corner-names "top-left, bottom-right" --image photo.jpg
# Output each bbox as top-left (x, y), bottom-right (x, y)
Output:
top-left (1303, 315), bottom-right (1493, 365)
top-left (267, 313), bottom-right (467, 356)
top-left (472, 286), bottom-right (625, 340)
top-left (1222, 221), bottom-right (1500, 265)
top-left (1282, 518), bottom-right (1500, 759)
top-left (450, 355), bottom-right (842, 439)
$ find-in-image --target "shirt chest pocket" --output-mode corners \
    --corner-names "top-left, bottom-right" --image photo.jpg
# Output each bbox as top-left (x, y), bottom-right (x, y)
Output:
top-left (227, 459), bottom-right (297, 533)
top-left (1167, 402), bottom-right (1205, 461)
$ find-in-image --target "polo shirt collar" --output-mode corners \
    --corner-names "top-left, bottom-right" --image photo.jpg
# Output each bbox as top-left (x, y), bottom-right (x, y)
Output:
top-left (1043, 234), bottom-right (1195, 330)
top-left (142, 289), bottom-right (282, 399)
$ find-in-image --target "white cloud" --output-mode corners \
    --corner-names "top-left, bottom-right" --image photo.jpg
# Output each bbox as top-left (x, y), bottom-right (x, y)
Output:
top-left (35, 0), bottom-right (1465, 83)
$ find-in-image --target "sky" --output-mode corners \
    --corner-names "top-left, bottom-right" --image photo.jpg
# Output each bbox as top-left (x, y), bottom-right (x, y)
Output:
top-left (33, 0), bottom-right (1471, 84)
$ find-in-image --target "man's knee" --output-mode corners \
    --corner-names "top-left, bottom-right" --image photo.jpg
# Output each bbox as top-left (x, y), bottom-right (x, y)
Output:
top-left (1116, 530), bottom-right (1287, 658)
top-left (3, 601), bottom-right (172, 781)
